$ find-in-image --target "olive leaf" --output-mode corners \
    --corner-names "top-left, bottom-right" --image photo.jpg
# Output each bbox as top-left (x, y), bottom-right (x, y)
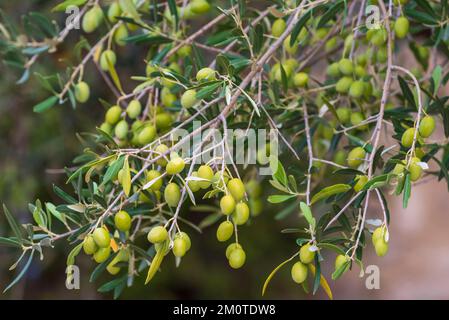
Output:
top-left (121, 156), bottom-right (132, 197)
top-left (145, 241), bottom-right (169, 285)
top-left (310, 184), bottom-right (352, 205)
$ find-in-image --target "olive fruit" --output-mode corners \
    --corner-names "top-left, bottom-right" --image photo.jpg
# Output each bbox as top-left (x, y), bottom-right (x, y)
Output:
top-left (335, 76), bottom-right (353, 93)
top-left (372, 227), bottom-right (387, 245)
top-left (392, 162), bottom-right (405, 175)
top-left (370, 28), bottom-right (387, 46)
top-left (92, 227), bottom-right (111, 248)
top-left (164, 182), bottom-right (181, 207)
top-left (107, 2), bottom-right (122, 23)
top-left (106, 249), bottom-right (129, 275)
top-left (197, 165), bottom-right (214, 189)
top-left (178, 45), bottom-right (192, 57)
top-left (100, 50), bottom-right (116, 71)
top-left (283, 35), bottom-right (298, 55)
top-left (245, 180), bottom-right (262, 198)
top-left (190, 0), bottom-right (211, 14)
top-left (232, 202), bottom-right (250, 225)
top-left (409, 157), bottom-right (422, 181)
top-left (394, 16), bottom-right (409, 39)
top-left (114, 24), bottom-right (129, 46)
top-left (114, 210), bottom-right (132, 232)
top-left (181, 89), bottom-right (198, 109)
top-left (299, 243), bottom-right (316, 264)
top-left (196, 67), bottom-right (216, 81)
top-left (354, 175), bottom-right (368, 192)
top-left (146, 170), bottom-right (163, 191)
top-left (176, 232), bottom-right (191, 251)
top-left (155, 144), bottom-right (169, 167)
top-left (83, 235), bottom-right (98, 255)
top-left (100, 122), bottom-right (113, 135)
top-left (138, 125), bottom-right (156, 145)
top-left (325, 37), bottom-right (338, 52)
top-left (220, 195), bottom-right (236, 215)
top-left (93, 247), bottom-right (111, 263)
top-left (291, 261), bottom-right (308, 284)
top-left (227, 178), bottom-right (246, 201)
top-left (327, 62), bottom-right (340, 78)
top-left (249, 198), bottom-right (263, 216)
top-left (74, 81), bottom-right (90, 103)
top-left (335, 254), bottom-right (350, 272)
top-left (333, 150), bottom-right (346, 166)
top-left (293, 72), bottom-right (309, 87)
top-left (161, 91), bottom-right (176, 107)
top-left (347, 147), bottom-right (366, 168)
top-left (418, 115), bottom-right (435, 138)
top-left (126, 100), bottom-right (142, 119)
top-left (216, 221), bottom-right (234, 242)
top-left (82, 6), bottom-right (103, 33)
top-left (166, 156), bottom-right (185, 175)
top-left (225, 243), bottom-right (242, 259)
top-left (401, 127), bottom-right (417, 148)
top-left (338, 58), bottom-right (353, 76)
top-left (336, 107), bottom-right (351, 124)
top-left (188, 171), bottom-right (201, 192)
top-left (271, 18), bottom-right (286, 37)
top-left (105, 105), bottom-right (122, 125)
top-left (228, 247), bottom-right (246, 269)
top-left (115, 120), bottom-right (129, 140)
top-left (374, 239), bottom-right (389, 257)
top-left (350, 112), bottom-right (367, 130)
top-left (349, 80), bottom-right (365, 98)
top-left (173, 237), bottom-right (188, 257)
top-left (147, 226), bottom-right (168, 243)
top-left (155, 113), bottom-right (173, 131)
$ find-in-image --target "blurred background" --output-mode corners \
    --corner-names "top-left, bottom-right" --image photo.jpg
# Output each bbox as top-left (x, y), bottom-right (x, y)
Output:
top-left (1, 0), bottom-right (449, 300)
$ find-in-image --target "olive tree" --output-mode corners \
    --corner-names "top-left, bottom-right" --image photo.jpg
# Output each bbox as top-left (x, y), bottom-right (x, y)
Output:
top-left (0, 0), bottom-right (448, 298)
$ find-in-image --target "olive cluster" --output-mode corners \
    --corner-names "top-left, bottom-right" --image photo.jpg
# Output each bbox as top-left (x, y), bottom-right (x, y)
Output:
top-left (291, 243), bottom-right (316, 284)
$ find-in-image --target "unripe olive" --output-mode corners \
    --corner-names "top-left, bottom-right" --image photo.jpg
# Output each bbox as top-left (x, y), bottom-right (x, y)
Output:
top-left (115, 120), bottom-right (129, 140)
top-left (228, 247), bottom-right (246, 269)
top-left (354, 65), bottom-right (367, 78)
top-left (335, 76), bottom-right (353, 93)
top-left (376, 46), bottom-right (388, 63)
top-left (155, 144), bottom-right (169, 167)
top-left (148, 226), bottom-right (168, 244)
top-left (105, 105), bottom-right (122, 125)
top-left (188, 171), bottom-right (201, 192)
top-left (336, 107), bottom-right (351, 124)
top-left (333, 150), bottom-right (346, 166)
top-left (108, 2), bottom-right (122, 23)
top-left (327, 62), bottom-right (340, 78)
top-left (363, 82), bottom-right (373, 98)
top-left (245, 180), bottom-right (262, 198)
top-left (164, 182), bottom-right (181, 207)
top-left (347, 147), bottom-right (366, 168)
top-left (173, 237), bottom-right (188, 257)
top-left (146, 63), bottom-right (157, 77)
top-left (374, 239), bottom-right (389, 257)
top-left (138, 125), bottom-right (156, 145)
top-left (338, 58), bottom-right (354, 76)
top-left (190, 0), bottom-right (211, 14)
top-left (225, 243), bottom-right (242, 259)
top-left (356, 53), bottom-right (368, 67)
top-left (299, 243), bottom-right (316, 264)
top-left (93, 247), bottom-right (111, 263)
top-left (409, 157), bottom-right (422, 181)
top-left (354, 175), bottom-right (368, 192)
top-left (197, 165), bottom-right (214, 189)
top-left (100, 122), bottom-right (113, 135)
top-left (100, 50), bottom-right (117, 71)
top-left (283, 35), bottom-right (298, 54)
top-left (418, 115), bottom-right (435, 138)
top-left (166, 157), bottom-right (185, 175)
top-left (196, 67), bottom-right (216, 81)
top-left (106, 249), bottom-right (129, 275)
top-left (161, 91), bottom-right (176, 108)
top-left (176, 232), bottom-right (191, 251)
top-left (216, 221), bottom-right (234, 242)
top-left (93, 227), bottom-right (111, 248)
top-left (394, 16), bottom-right (409, 39)
top-left (370, 28), bottom-right (387, 46)
top-left (344, 34), bottom-right (354, 51)
top-left (293, 72), bottom-right (309, 87)
top-left (350, 112), bottom-right (367, 130)
top-left (271, 18), bottom-right (286, 37)
top-left (220, 195), bottom-right (236, 216)
top-left (249, 198), bottom-right (263, 216)
top-left (82, 7), bottom-right (102, 33)
top-left (168, 62), bottom-right (182, 74)
top-left (74, 81), bottom-right (90, 103)
top-left (182, 4), bottom-right (198, 19)
top-left (232, 202), bottom-right (250, 225)
top-left (181, 89), bottom-right (198, 109)
top-left (114, 210), bottom-right (132, 232)
top-left (146, 169), bottom-right (162, 191)
top-left (335, 254), bottom-right (350, 272)
top-left (83, 235), bottom-right (98, 255)
top-left (227, 178), bottom-right (246, 201)
top-left (392, 162), bottom-right (405, 175)
top-left (349, 80), bottom-right (365, 98)
top-left (114, 24), bottom-right (129, 46)
top-left (155, 113), bottom-right (173, 131)
top-left (291, 261), bottom-right (308, 284)
top-left (372, 227), bottom-right (387, 245)
top-left (126, 100), bottom-right (142, 119)
top-left (401, 127), bottom-right (416, 148)
top-left (325, 36), bottom-right (337, 52)
top-left (178, 45), bottom-right (192, 57)
top-left (212, 171), bottom-right (230, 189)
top-left (417, 46), bottom-right (429, 60)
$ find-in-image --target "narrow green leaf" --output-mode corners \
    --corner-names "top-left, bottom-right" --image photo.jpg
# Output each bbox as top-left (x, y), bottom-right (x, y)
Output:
top-left (311, 184), bottom-right (351, 205)
top-left (33, 96), bottom-right (58, 113)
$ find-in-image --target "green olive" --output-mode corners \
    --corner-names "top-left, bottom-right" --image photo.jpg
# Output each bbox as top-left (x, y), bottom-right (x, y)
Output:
top-left (374, 239), bottom-right (389, 257)
top-left (82, 6), bottom-right (103, 33)
top-left (155, 144), bottom-right (169, 167)
top-left (114, 24), bottom-right (129, 46)
top-left (196, 67), bottom-right (216, 81)
top-left (114, 210), bottom-right (132, 232)
top-left (401, 127), bottom-right (416, 148)
top-left (93, 227), bottom-right (111, 248)
top-left (227, 178), bottom-right (246, 201)
top-left (376, 46), bottom-right (388, 63)
top-left (178, 45), bottom-right (192, 57)
top-left (392, 162), bottom-right (405, 175)
top-left (299, 243), bottom-right (316, 264)
top-left (334, 254), bottom-right (350, 272)
top-left (333, 150), bottom-right (346, 166)
top-left (106, 249), bottom-right (129, 275)
top-left (354, 175), bottom-right (368, 192)
top-left (197, 165), bottom-right (214, 189)
top-left (245, 180), bottom-right (262, 198)
top-left (166, 157), bottom-right (185, 175)
top-left (293, 72), bottom-right (309, 87)
top-left (126, 100), bottom-right (142, 119)
top-left (370, 28), bottom-right (387, 46)
top-left (232, 202), bottom-right (250, 225)
top-left (212, 171), bottom-right (230, 189)
top-left (93, 247), bottom-right (111, 263)
top-left (350, 112), bottom-right (367, 130)
top-left (283, 35), bottom-right (298, 55)
top-left (100, 122), bottom-right (113, 135)
top-left (138, 125), bottom-right (156, 145)
top-left (146, 63), bottom-right (157, 77)
top-left (335, 76), bottom-right (353, 93)
top-left (347, 147), bottom-right (366, 168)
top-left (147, 226), bottom-right (168, 244)
top-left (161, 91), bottom-right (176, 108)
top-left (100, 50), bottom-right (117, 71)
top-left (220, 195), bottom-right (236, 216)
top-left (107, 2), bottom-right (122, 23)
top-left (349, 80), bottom-right (365, 98)
top-left (291, 261), bottom-right (308, 284)
top-left (325, 36), bottom-right (338, 52)
top-left (249, 199), bottom-right (263, 216)
top-left (228, 247), bottom-right (246, 269)
top-left (173, 237), bottom-right (188, 257)
top-left (83, 235), bottom-right (98, 255)
top-left (372, 226), bottom-right (387, 245)
top-left (336, 107), bottom-right (351, 124)
top-left (114, 120), bottom-right (129, 140)
top-left (327, 62), bottom-right (341, 78)
top-left (155, 113), bottom-right (173, 131)
top-left (188, 171), bottom-right (201, 192)
top-left (338, 58), bottom-right (354, 76)
top-left (409, 157), bottom-right (422, 181)
top-left (225, 243), bottom-right (242, 259)
top-left (181, 89), bottom-right (198, 109)
top-left (271, 18), bottom-right (286, 37)
top-left (105, 105), bottom-right (122, 125)
top-left (146, 169), bottom-right (163, 191)
top-left (175, 232), bottom-right (191, 251)
top-left (418, 115), bottom-right (435, 138)
top-left (74, 81), bottom-right (90, 103)
top-left (394, 16), bottom-right (409, 39)
top-left (164, 182), bottom-right (181, 207)
top-left (190, 0), bottom-right (211, 14)
top-left (216, 221), bottom-right (234, 242)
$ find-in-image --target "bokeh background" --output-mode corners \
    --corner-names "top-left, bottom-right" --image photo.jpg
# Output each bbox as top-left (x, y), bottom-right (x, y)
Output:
top-left (1, 0), bottom-right (449, 300)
